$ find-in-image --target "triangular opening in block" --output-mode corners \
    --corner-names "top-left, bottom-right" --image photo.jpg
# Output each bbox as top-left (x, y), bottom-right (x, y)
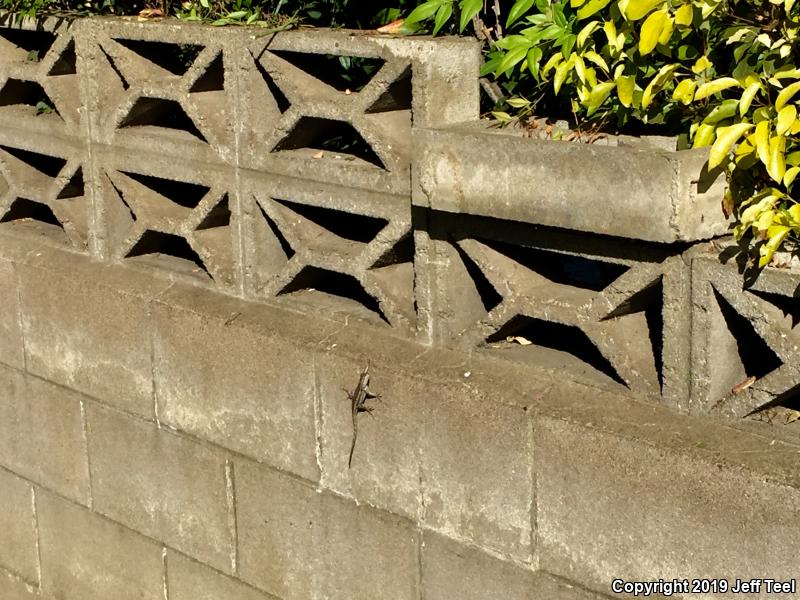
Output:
top-left (258, 203), bottom-right (295, 260)
top-left (269, 51), bottom-right (384, 92)
top-left (0, 79), bottom-right (60, 116)
top-left (190, 52), bottom-right (224, 93)
top-left (48, 39), bottom-right (77, 76)
top-left (371, 233), bottom-right (414, 268)
top-left (748, 289), bottom-right (800, 328)
top-left (113, 39), bottom-right (203, 75)
top-left (0, 28), bottom-right (56, 60)
top-left (366, 65), bottom-right (412, 113)
top-left (273, 198), bottom-right (387, 243)
top-left (486, 314), bottom-right (628, 387)
top-left (0, 145), bottom-right (66, 177)
top-left (253, 54), bottom-right (291, 113)
top-left (452, 239), bottom-right (503, 313)
top-left (602, 277), bottom-right (664, 389)
top-left (101, 47), bottom-right (130, 90)
top-left (279, 265), bottom-right (389, 324)
top-left (480, 239), bottom-right (629, 291)
top-left (1, 197), bottom-right (62, 227)
top-left (120, 170), bottom-right (209, 209)
top-left (196, 194), bottom-right (230, 230)
top-left (273, 117), bottom-right (384, 168)
top-left (57, 167), bottom-right (84, 199)
top-left (126, 229), bottom-right (210, 278)
top-left (713, 287), bottom-right (783, 380)
top-left (118, 97), bottom-right (207, 142)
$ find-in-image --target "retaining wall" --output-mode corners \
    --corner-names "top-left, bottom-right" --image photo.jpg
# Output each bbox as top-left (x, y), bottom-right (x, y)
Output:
top-left (0, 14), bottom-right (798, 600)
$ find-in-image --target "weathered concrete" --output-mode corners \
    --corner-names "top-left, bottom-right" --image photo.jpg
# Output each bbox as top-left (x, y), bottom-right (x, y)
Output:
top-left (1, 12), bottom-right (799, 600)
top-left (86, 402), bottom-right (235, 573)
top-left (413, 125), bottom-right (729, 243)
top-left (0, 468), bottom-right (38, 585)
top-left (36, 489), bottom-right (165, 600)
top-left (0, 365), bottom-right (89, 503)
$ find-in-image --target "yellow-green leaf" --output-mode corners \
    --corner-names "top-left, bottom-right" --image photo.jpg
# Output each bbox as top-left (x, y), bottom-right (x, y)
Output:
top-left (554, 60), bottom-right (572, 93)
top-left (585, 81), bottom-right (616, 114)
top-left (624, 0), bottom-right (663, 20)
top-left (784, 166), bottom-right (800, 187)
top-left (639, 10), bottom-right (668, 55)
top-left (694, 77), bottom-right (741, 101)
top-left (573, 54), bottom-right (587, 82)
top-left (616, 75), bottom-right (635, 107)
top-left (708, 123), bottom-right (753, 169)
top-left (776, 81), bottom-right (800, 111)
top-left (571, 0), bottom-right (588, 6)
top-left (577, 0), bottom-right (613, 19)
top-left (776, 105), bottom-right (797, 135)
top-left (658, 15), bottom-right (674, 44)
top-left (674, 3), bottom-right (693, 25)
top-left (577, 21), bottom-right (601, 46)
top-left (583, 50), bottom-right (609, 72)
top-left (767, 135), bottom-right (787, 182)
top-left (692, 123), bottom-right (716, 147)
top-left (603, 20), bottom-right (621, 51)
top-left (739, 82), bottom-right (761, 116)
top-left (759, 225), bottom-right (791, 267)
top-left (755, 120), bottom-right (770, 166)
top-left (692, 56), bottom-right (712, 74)
top-left (672, 78), bottom-right (696, 104)
top-left (642, 64), bottom-right (678, 108)
top-left (788, 203), bottom-right (800, 222)
top-left (741, 193), bottom-right (778, 225)
top-left (541, 53), bottom-right (563, 77)
top-left (756, 209), bottom-right (776, 232)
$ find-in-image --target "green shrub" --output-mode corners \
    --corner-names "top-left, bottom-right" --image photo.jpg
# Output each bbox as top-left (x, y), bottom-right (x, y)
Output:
top-left (407, 0), bottom-right (800, 271)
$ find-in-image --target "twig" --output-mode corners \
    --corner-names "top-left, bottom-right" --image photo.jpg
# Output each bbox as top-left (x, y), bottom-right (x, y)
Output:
top-left (492, 0), bottom-right (503, 38)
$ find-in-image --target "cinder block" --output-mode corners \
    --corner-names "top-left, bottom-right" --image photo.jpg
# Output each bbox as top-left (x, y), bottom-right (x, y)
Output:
top-left (91, 149), bottom-right (240, 290)
top-left (0, 260), bottom-right (23, 368)
top-left (167, 551), bottom-right (278, 600)
top-left (536, 415), bottom-right (800, 598)
top-left (421, 532), bottom-right (610, 600)
top-left (421, 531), bottom-right (535, 600)
top-left (316, 350), bottom-right (534, 562)
top-left (0, 18), bottom-right (84, 140)
top-left (0, 366), bottom-right (89, 503)
top-left (79, 18), bottom-right (238, 165)
top-left (690, 254), bottom-right (800, 419)
top-left (0, 469), bottom-right (38, 584)
top-left (0, 568), bottom-right (43, 600)
top-left (87, 403), bottom-right (234, 573)
top-left (17, 250), bottom-right (171, 418)
top-left (152, 283), bottom-right (321, 481)
top-left (236, 459), bottom-right (419, 600)
top-left (36, 489), bottom-right (164, 600)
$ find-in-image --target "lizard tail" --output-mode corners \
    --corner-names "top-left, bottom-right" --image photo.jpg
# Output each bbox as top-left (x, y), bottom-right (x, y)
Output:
top-left (348, 436), bottom-right (356, 468)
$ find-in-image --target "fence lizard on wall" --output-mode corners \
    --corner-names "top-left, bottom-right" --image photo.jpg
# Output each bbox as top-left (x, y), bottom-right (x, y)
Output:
top-left (346, 364), bottom-right (380, 468)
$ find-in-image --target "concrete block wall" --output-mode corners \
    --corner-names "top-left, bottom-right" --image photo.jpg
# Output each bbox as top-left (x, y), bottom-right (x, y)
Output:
top-left (0, 14), bottom-right (800, 599)
top-left (1, 14), bottom-right (798, 422)
top-left (0, 232), bottom-right (798, 600)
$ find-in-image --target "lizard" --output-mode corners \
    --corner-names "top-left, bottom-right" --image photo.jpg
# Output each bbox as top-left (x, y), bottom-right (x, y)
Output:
top-left (346, 363), bottom-right (380, 468)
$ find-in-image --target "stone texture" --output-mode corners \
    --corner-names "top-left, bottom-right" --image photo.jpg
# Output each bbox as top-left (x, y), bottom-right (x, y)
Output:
top-left (422, 532), bottom-right (611, 600)
top-left (421, 531), bottom-right (535, 600)
top-left (0, 366), bottom-right (89, 503)
top-left (17, 254), bottom-right (170, 419)
top-left (536, 415), bottom-right (800, 599)
top-left (0, 569), bottom-right (44, 600)
top-left (167, 552), bottom-right (279, 600)
top-left (0, 469), bottom-right (38, 584)
top-left (86, 403), bottom-right (234, 573)
top-left (0, 260), bottom-right (23, 368)
top-left (413, 126), bottom-right (728, 243)
top-left (152, 286), bottom-right (319, 481)
top-left (36, 489), bottom-right (164, 600)
top-left (316, 348), bottom-right (535, 562)
top-left (236, 459), bottom-right (419, 600)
